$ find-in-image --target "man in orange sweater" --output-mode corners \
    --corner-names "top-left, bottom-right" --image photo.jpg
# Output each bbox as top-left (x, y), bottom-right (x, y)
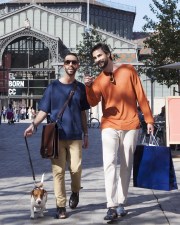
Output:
top-left (84, 43), bottom-right (154, 221)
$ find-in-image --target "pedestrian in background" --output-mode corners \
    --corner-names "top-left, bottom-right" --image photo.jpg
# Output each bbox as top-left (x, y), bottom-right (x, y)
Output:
top-left (20, 106), bottom-right (26, 120)
top-left (6, 104), bottom-right (14, 124)
top-left (16, 108), bottom-right (20, 122)
top-left (84, 43), bottom-right (154, 221)
top-left (27, 106), bottom-right (32, 120)
top-left (24, 52), bottom-right (90, 219)
top-left (31, 107), bottom-right (36, 119)
top-left (2, 106), bottom-right (7, 122)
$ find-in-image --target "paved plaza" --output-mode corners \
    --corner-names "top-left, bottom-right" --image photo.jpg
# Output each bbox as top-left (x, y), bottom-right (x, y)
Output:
top-left (0, 120), bottom-right (180, 225)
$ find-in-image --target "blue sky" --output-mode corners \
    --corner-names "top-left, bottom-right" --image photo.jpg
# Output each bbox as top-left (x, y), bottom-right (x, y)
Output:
top-left (132, 0), bottom-right (158, 31)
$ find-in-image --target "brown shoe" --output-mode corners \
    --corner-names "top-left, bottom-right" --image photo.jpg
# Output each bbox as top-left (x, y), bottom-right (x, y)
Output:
top-left (56, 207), bottom-right (67, 219)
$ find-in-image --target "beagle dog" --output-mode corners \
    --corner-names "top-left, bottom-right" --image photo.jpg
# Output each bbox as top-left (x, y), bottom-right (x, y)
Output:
top-left (30, 174), bottom-right (47, 219)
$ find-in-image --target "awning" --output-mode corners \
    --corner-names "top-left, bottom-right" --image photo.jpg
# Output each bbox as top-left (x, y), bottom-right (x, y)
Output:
top-left (157, 62), bottom-right (180, 69)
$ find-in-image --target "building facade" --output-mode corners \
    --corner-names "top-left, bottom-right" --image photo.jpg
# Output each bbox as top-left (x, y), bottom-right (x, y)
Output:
top-left (0, 0), bottom-right (176, 115)
top-left (0, 0), bottom-right (139, 112)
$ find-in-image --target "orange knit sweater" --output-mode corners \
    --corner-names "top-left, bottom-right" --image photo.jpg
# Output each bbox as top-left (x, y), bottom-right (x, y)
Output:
top-left (85, 64), bottom-right (154, 130)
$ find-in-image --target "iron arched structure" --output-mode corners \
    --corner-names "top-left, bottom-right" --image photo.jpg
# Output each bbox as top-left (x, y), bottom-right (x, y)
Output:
top-left (0, 27), bottom-right (62, 66)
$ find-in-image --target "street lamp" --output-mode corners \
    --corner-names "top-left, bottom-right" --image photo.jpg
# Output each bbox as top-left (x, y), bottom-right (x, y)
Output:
top-left (86, 0), bottom-right (90, 32)
top-left (144, 68), bottom-right (156, 115)
top-left (84, 0), bottom-right (92, 75)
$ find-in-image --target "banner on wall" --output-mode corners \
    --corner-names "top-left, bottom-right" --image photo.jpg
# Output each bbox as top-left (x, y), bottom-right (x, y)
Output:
top-left (166, 96), bottom-right (180, 146)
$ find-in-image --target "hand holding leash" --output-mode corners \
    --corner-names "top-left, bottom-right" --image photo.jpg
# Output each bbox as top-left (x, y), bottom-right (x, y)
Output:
top-left (24, 122), bottom-right (37, 137)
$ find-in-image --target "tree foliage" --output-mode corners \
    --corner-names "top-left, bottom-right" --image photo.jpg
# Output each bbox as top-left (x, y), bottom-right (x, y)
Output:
top-left (76, 28), bottom-right (105, 77)
top-left (142, 0), bottom-right (180, 88)
top-left (76, 27), bottom-right (118, 78)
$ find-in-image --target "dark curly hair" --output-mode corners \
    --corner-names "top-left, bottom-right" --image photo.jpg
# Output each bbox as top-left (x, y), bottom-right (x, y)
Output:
top-left (91, 43), bottom-right (112, 60)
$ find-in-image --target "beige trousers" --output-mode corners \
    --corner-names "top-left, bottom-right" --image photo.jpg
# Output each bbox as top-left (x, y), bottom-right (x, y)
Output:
top-left (51, 140), bottom-right (82, 207)
top-left (102, 128), bottom-right (139, 208)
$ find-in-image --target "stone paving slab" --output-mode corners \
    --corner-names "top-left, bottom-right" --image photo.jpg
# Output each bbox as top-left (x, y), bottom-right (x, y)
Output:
top-left (0, 121), bottom-right (180, 225)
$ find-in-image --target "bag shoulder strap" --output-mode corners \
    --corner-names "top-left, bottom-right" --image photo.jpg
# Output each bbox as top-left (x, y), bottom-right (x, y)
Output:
top-left (56, 80), bottom-right (77, 122)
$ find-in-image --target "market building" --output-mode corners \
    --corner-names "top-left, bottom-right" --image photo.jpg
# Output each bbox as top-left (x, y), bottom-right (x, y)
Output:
top-left (0, 0), bottom-right (177, 115)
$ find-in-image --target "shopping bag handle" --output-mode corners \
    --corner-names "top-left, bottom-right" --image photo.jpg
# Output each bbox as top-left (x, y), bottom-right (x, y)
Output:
top-left (149, 133), bottom-right (159, 146)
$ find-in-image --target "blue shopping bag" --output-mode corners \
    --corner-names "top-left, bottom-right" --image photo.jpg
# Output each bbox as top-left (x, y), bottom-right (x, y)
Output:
top-left (133, 145), bottom-right (178, 191)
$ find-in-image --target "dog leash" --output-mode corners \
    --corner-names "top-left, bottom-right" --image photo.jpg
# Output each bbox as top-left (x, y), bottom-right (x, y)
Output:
top-left (24, 136), bottom-right (36, 184)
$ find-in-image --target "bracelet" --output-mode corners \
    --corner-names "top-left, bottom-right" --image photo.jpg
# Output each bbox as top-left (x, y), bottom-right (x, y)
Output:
top-left (84, 133), bottom-right (88, 136)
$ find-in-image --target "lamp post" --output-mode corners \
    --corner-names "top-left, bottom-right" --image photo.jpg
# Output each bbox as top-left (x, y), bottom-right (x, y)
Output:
top-left (84, 0), bottom-right (92, 75)
top-left (86, 0), bottom-right (90, 32)
top-left (144, 68), bottom-right (156, 115)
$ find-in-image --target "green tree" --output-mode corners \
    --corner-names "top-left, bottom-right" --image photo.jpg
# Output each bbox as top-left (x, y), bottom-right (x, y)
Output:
top-left (76, 27), bottom-right (118, 78)
top-left (142, 0), bottom-right (180, 89)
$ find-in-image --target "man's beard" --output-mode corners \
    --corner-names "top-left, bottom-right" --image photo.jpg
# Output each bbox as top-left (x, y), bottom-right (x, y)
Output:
top-left (97, 58), bottom-right (108, 70)
top-left (65, 67), bottom-right (77, 76)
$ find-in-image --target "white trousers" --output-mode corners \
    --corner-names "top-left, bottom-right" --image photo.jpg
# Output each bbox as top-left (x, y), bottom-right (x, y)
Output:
top-left (101, 128), bottom-right (139, 208)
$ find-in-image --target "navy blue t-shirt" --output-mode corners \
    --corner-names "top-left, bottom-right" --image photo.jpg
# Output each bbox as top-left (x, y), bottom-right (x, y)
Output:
top-left (38, 79), bottom-right (90, 140)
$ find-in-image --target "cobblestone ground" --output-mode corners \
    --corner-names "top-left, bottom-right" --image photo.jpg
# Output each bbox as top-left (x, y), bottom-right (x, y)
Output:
top-left (0, 121), bottom-right (180, 225)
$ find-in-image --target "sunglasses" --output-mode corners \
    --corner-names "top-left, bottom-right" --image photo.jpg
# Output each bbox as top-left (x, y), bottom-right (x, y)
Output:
top-left (64, 60), bottom-right (78, 65)
top-left (109, 72), bottom-right (115, 83)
